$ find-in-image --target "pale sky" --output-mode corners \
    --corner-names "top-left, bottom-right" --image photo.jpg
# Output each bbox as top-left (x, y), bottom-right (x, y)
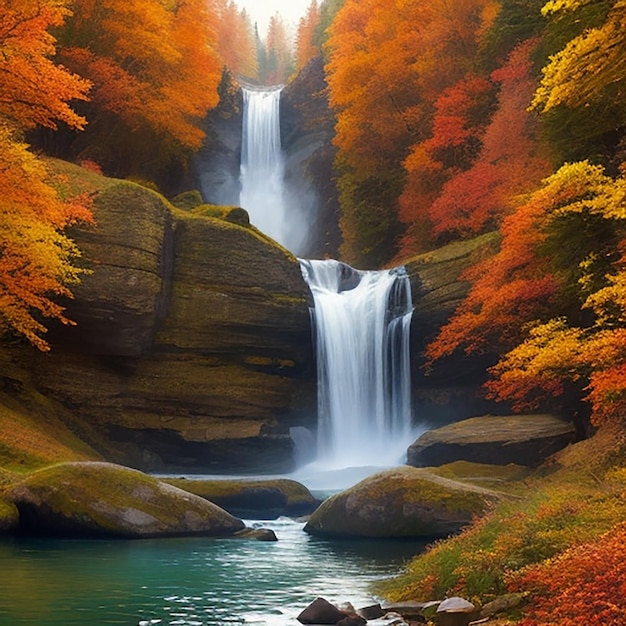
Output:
top-left (234, 0), bottom-right (312, 36)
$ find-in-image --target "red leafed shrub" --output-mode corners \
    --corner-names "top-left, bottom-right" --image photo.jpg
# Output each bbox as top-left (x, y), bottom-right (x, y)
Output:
top-left (508, 523), bottom-right (626, 626)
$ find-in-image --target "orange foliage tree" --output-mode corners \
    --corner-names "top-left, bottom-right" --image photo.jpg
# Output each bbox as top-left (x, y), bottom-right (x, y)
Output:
top-left (55, 0), bottom-right (222, 180)
top-left (214, 0), bottom-right (258, 80)
top-left (325, 0), bottom-right (500, 266)
top-left (425, 39), bottom-right (550, 241)
top-left (509, 523), bottom-right (626, 626)
top-left (0, 0), bottom-right (93, 349)
top-left (296, 0), bottom-right (321, 70)
top-left (397, 74), bottom-right (495, 255)
top-left (0, 0), bottom-right (89, 131)
top-left (427, 160), bottom-right (626, 425)
top-left (485, 162), bottom-right (626, 424)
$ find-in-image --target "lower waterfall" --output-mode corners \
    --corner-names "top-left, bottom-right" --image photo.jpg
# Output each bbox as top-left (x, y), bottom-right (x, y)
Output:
top-left (300, 259), bottom-right (414, 469)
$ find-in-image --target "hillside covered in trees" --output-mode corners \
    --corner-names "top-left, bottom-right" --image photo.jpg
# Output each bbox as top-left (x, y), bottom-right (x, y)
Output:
top-left (4, 0), bottom-right (625, 438)
top-left (2, 0), bottom-right (626, 622)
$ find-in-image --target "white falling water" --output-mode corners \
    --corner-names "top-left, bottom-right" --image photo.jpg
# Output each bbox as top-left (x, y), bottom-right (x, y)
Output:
top-left (300, 259), bottom-right (414, 469)
top-left (239, 87), bottom-right (293, 250)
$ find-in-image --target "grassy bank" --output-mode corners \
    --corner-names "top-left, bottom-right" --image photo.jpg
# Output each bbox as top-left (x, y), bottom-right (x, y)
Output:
top-left (376, 423), bottom-right (626, 624)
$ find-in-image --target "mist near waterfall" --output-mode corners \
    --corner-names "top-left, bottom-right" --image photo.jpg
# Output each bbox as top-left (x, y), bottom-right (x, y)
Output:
top-left (239, 87), bottom-right (312, 255)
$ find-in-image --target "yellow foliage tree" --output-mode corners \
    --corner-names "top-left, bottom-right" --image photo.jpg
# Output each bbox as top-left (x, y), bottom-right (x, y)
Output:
top-left (485, 162), bottom-right (626, 424)
top-left (532, 0), bottom-right (626, 113)
top-left (0, 0), bottom-right (93, 350)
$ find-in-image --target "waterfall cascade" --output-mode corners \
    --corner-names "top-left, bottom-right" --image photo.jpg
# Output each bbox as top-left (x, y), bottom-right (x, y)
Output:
top-left (238, 84), bottom-right (415, 471)
top-left (300, 259), bottom-right (414, 468)
top-left (239, 87), bottom-right (291, 249)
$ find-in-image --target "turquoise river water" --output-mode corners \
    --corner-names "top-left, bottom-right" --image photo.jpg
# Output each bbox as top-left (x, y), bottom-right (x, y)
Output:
top-left (0, 517), bottom-right (425, 626)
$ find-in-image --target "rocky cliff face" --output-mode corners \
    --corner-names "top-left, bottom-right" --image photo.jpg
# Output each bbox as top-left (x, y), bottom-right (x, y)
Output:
top-left (281, 56), bottom-right (341, 259)
top-left (405, 233), bottom-right (505, 426)
top-left (194, 71), bottom-right (243, 207)
top-left (21, 162), bottom-right (315, 474)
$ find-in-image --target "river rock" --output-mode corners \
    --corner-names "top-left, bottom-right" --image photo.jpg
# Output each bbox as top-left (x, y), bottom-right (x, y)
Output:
top-left (232, 527), bottom-right (278, 541)
top-left (0, 499), bottom-right (18, 533)
top-left (20, 161), bottom-right (315, 474)
top-left (303, 467), bottom-right (500, 539)
top-left (434, 597), bottom-right (477, 626)
top-left (407, 414), bottom-right (576, 468)
top-left (298, 597), bottom-right (350, 625)
top-left (298, 597), bottom-right (367, 626)
top-left (4, 461), bottom-right (245, 538)
top-left (162, 477), bottom-right (319, 519)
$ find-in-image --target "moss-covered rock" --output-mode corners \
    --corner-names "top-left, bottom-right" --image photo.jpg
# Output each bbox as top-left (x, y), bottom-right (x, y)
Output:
top-left (430, 461), bottom-right (532, 494)
top-left (407, 414), bottom-right (576, 468)
top-left (303, 466), bottom-right (500, 539)
top-left (190, 204), bottom-right (250, 226)
top-left (171, 190), bottom-right (204, 211)
top-left (163, 477), bottom-right (319, 518)
top-left (3, 462), bottom-right (245, 538)
top-left (0, 498), bottom-right (18, 533)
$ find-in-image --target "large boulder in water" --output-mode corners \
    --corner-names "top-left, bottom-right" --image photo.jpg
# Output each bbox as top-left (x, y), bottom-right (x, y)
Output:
top-left (162, 477), bottom-right (319, 519)
top-left (18, 161), bottom-right (315, 474)
top-left (303, 467), bottom-right (500, 539)
top-left (4, 462), bottom-right (245, 538)
top-left (407, 414), bottom-right (577, 468)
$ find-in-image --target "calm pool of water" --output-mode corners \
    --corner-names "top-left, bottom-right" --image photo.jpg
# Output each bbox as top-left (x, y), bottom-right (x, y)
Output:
top-left (0, 518), bottom-right (425, 625)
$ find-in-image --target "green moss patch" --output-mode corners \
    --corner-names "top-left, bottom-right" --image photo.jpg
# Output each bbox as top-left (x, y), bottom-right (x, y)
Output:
top-left (3, 462), bottom-right (244, 538)
top-left (163, 477), bottom-right (318, 517)
top-left (304, 467), bottom-right (501, 539)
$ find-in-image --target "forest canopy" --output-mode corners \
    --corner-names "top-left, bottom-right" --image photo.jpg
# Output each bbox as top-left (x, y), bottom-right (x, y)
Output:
top-left (1, 0), bottom-right (626, 426)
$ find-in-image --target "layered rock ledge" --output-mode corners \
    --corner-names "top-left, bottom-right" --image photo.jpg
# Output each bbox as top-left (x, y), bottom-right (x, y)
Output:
top-left (407, 414), bottom-right (576, 468)
top-left (18, 161), bottom-right (315, 474)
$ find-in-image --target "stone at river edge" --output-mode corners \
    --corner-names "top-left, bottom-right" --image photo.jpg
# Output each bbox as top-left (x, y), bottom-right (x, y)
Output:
top-left (407, 414), bottom-right (576, 468)
top-left (4, 462), bottom-right (245, 538)
top-left (304, 467), bottom-right (500, 539)
top-left (0, 498), bottom-right (18, 533)
top-left (163, 477), bottom-right (319, 519)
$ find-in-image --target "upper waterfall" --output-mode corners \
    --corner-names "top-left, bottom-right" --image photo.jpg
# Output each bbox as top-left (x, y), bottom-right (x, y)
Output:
top-left (239, 87), bottom-right (308, 254)
top-left (300, 259), bottom-right (414, 469)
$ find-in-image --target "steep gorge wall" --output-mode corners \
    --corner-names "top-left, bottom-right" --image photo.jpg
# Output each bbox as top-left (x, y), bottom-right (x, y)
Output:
top-left (18, 162), bottom-right (316, 474)
top-left (405, 233), bottom-right (504, 426)
top-left (281, 56), bottom-right (341, 259)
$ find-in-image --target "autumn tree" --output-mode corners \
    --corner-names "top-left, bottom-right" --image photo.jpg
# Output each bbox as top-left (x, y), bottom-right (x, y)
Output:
top-left (396, 74), bottom-right (495, 256)
top-left (426, 160), bottom-right (626, 425)
top-left (296, 0), bottom-right (321, 70)
top-left (263, 13), bottom-right (294, 84)
top-left (532, 0), bottom-right (624, 164)
top-left (485, 162), bottom-right (626, 425)
top-left (325, 0), bottom-right (500, 266)
top-left (424, 40), bottom-right (550, 242)
top-left (214, 1), bottom-right (258, 80)
top-left (0, 0), bottom-right (93, 349)
top-left (0, 0), bottom-right (89, 131)
top-left (53, 0), bottom-right (223, 186)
